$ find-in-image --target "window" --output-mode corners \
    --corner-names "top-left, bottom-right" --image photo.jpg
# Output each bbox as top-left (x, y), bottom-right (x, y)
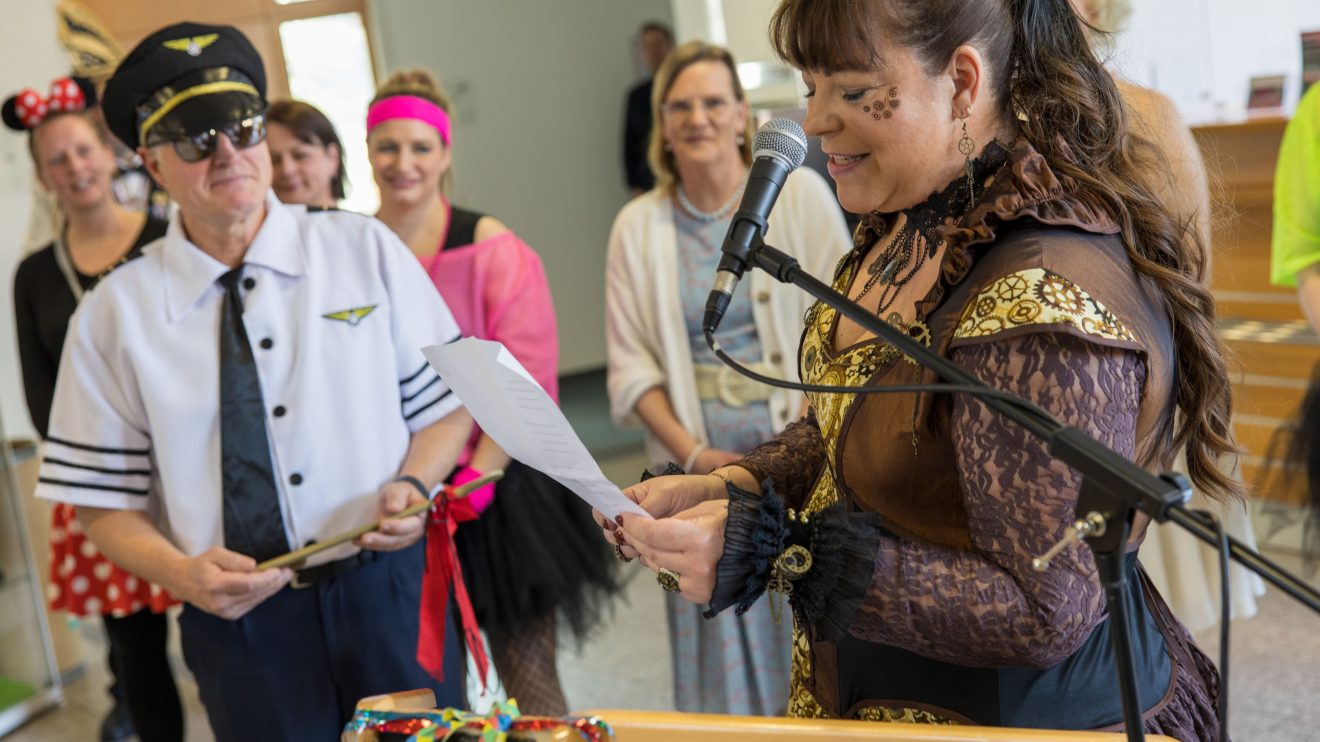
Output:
top-left (279, 11), bottom-right (378, 213)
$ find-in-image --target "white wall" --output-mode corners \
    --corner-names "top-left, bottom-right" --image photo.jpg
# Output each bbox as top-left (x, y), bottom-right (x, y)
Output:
top-left (670, 0), bottom-right (724, 44)
top-left (0, 0), bottom-right (67, 442)
top-left (1109, 0), bottom-right (1320, 122)
top-left (705, 0), bottom-right (1320, 123)
top-left (367, 0), bottom-right (672, 374)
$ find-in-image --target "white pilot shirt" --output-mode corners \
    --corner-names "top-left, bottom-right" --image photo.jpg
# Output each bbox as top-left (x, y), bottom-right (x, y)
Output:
top-left (36, 192), bottom-right (463, 565)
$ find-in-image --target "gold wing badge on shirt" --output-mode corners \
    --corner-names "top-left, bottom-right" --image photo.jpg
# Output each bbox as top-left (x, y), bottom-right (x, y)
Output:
top-left (162, 34), bottom-right (218, 57)
top-left (322, 305), bottom-right (378, 326)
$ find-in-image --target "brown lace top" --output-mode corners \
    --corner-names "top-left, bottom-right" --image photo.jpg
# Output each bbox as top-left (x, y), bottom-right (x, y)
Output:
top-left (710, 143), bottom-right (1220, 736)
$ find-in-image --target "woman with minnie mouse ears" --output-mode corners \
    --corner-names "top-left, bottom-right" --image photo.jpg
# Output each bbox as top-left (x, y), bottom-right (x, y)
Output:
top-left (6, 77), bottom-right (185, 742)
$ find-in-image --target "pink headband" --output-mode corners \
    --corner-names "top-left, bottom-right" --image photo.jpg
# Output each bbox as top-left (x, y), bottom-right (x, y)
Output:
top-left (367, 95), bottom-right (451, 146)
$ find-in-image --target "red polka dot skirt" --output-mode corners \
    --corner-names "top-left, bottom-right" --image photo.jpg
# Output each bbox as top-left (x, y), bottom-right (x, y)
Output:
top-left (47, 504), bottom-right (178, 617)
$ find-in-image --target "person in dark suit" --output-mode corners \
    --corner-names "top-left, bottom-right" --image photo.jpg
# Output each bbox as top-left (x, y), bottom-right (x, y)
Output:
top-left (622, 20), bottom-right (674, 195)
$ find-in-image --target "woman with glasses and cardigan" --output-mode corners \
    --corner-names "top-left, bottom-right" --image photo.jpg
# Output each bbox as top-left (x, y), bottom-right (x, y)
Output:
top-left (604, 41), bottom-right (850, 715)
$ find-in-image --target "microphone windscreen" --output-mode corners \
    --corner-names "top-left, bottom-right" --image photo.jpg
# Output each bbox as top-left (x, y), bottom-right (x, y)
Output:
top-left (752, 118), bottom-right (808, 171)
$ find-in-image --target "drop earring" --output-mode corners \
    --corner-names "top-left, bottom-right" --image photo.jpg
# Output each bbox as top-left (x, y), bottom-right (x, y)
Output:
top-left (958, 114), bottom-right (976, 203)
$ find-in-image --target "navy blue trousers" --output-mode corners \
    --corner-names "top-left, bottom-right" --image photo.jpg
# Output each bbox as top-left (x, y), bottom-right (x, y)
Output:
top-left (178, 541), bottom-right (464, 741)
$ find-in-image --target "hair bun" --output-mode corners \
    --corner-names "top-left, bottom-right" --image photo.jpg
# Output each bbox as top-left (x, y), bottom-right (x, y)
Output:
top-left (1, 96), bottom-right (24, 132)
top-left (374, 68), bottom-right (449, 110)
top-left (72, 76), bottom-right (98, 108)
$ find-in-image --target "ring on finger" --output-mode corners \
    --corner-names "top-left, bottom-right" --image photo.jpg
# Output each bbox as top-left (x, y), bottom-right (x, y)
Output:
top-left (657, 567), bottom-right (681, 593)
top-left (613, 544), bottom-right (633, 563)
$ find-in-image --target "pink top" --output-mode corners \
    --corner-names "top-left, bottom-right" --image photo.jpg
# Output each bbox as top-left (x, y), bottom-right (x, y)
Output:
top-left (420, 229), bottom-right (559, 460)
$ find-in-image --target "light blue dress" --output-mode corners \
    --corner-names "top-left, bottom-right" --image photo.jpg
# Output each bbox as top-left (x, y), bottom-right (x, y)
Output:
top-left (668, 205), bottom-right (792, 715)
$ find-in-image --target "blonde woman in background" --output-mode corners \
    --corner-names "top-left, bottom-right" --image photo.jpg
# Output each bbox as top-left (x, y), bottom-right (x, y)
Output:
top-left (1073, 0), bottom-right (1265, 633)
top-left (604, 42), bottom-right (850, 714)
top-left (368, 69), bottom-right (618, 716)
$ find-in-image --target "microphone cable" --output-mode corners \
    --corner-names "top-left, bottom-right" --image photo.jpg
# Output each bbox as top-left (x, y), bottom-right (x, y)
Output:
top-left (703, 328), bottom-right (1063, 431)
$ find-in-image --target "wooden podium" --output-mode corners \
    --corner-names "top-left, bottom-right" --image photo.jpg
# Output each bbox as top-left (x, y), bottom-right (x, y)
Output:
top-left (581, 709), bottom-right (1176, 741)
top-left (344, 691), bottom-right (1175, 740)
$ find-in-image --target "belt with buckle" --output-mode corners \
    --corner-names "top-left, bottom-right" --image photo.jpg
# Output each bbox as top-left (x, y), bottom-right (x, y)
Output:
top-left (693, 362), bottom-right (776, 407)
top-left (290, 549), bottom-right (377, 589)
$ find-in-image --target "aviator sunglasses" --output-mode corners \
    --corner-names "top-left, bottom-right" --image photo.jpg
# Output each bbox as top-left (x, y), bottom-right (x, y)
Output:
top-left (157, 113), bottom-right (267, 163)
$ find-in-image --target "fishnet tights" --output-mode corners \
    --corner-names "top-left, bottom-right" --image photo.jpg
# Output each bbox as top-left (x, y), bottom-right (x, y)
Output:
top-left (488, 614), bottom-right (567, 716)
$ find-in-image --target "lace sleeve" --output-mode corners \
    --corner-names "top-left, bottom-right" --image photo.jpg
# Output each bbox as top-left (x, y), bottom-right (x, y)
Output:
top-left (736, 408), bottom-right (827, 510)
top-left (843, 331), bottom-right (1146, 668)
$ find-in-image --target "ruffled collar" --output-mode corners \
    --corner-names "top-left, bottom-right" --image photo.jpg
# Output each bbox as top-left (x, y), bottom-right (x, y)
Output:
top-left (849, 139), bottom-right (1120, 320)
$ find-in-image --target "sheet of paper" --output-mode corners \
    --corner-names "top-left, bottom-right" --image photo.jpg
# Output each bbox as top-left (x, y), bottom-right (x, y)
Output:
top-left (422, 338), bottom-right (648, 521)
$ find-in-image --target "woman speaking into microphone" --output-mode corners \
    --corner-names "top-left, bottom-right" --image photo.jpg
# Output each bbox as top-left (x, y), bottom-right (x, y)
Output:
top-left (600, 1), bottom-right (1230, 737)
top-left (604, 41), bottom-right (850, 715)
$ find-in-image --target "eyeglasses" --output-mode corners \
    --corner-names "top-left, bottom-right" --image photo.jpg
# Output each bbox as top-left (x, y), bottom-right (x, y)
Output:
top-left (661, 96), bottom-right (734, 118)
top-left (162, 114), bottom-right (267, 163)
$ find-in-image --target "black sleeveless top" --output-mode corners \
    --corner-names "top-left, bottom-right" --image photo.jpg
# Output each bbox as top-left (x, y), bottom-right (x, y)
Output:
top-left (443, 205), bottom-right (486, 251)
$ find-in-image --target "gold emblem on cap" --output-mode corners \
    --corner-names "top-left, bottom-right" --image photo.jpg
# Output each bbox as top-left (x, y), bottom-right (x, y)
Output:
top-left (162, 34), bottom-right (218, 57)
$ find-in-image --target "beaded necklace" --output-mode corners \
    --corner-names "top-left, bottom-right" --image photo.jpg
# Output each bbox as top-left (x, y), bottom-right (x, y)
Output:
top-left (676, 171), bottom-right (747, 223)
top-left (855, 140), bottom-right (1011, 316)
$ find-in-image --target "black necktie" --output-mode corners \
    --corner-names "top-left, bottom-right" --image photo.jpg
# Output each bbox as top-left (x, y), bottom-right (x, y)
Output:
top-left (218, 267), bottom-right (289, 562)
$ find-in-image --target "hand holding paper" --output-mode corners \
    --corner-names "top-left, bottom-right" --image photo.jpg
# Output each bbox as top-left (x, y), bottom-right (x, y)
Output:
top-left (421, 338), bottom-right (648, 521)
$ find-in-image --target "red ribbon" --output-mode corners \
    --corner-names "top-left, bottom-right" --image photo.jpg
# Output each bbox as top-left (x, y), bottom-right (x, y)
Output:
top-left (417, 485), bottom-right (489, 687)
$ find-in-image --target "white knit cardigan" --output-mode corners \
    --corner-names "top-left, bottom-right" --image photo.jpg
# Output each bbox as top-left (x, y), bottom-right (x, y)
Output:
top-left (604, 168), bottom-right (852, 465)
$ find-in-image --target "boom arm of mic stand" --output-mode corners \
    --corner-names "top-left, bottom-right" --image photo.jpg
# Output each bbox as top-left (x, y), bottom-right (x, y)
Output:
top-left (750, 239), bottom-right (1320, 613)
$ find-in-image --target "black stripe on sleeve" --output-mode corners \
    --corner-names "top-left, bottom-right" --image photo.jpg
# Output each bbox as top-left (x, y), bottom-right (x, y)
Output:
top-left (403, 388), bottom-right (455, 421)
top-left (399, 361), bottom-right (430, 386)
top-left (43, 457), bottom-right (152, 477)
top-left (38, 477), bottom-right (150, 496)
top-left (401, 375), bottom-right (441, 404)
top-left (45, 436), bottom-right (150, 457)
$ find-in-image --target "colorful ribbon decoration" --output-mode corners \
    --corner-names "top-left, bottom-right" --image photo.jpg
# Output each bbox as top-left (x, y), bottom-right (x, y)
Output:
top-left (417, 483), bottom-right (489, 686)
top-left (343, 700), bottom-right (617, 742)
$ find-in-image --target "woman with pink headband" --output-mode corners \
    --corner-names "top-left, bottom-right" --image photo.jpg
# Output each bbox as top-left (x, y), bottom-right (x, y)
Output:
top-left (367, 69), bottom-right (617, 715)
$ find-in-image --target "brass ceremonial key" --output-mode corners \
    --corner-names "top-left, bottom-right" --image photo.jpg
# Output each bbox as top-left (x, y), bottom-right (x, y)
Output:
top-left (256, 470), bottom-right (504, 571)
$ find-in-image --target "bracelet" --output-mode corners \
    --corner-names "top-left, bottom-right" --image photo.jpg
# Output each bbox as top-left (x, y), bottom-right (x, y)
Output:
top-left (392, 475), bottom-right (432, 500)
top-left (682, 442), bottom-right (708, 473)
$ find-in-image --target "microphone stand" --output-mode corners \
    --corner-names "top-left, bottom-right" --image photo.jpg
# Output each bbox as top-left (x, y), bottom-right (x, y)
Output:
top-left (730, 238), bottom-right (1320, 742)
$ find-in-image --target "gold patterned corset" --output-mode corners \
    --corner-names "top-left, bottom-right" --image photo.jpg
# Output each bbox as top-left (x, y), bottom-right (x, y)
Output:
top-left (789, 265), bottom-right (952, 724)
top-left (800, 264), bottom-right (896, 515)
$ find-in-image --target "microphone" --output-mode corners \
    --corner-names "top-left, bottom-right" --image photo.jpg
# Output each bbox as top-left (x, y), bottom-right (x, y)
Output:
top-left (703, 118), bottom-right (808, 335)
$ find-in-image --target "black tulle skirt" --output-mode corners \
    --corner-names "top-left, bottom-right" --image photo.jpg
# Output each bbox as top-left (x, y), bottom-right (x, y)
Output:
top-left (452, 460), bottom-right (620, 641)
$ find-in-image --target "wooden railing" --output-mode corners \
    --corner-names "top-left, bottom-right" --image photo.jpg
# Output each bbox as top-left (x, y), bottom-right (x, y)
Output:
top-left (1194, 117), bottom-right (1314, 503)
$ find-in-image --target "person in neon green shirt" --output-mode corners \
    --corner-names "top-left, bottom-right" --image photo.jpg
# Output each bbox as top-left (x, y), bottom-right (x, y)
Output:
top-left (1272, 84), bottom-right (1320, 309)
top-left (1270, 82), bottom-right (1320, 571)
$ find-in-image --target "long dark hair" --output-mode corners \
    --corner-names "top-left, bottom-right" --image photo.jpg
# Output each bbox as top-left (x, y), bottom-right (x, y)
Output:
top-left (770, 0), bottom-right (1240, 500)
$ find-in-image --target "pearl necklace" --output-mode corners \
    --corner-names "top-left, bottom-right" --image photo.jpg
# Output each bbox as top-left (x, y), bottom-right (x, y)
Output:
top-left (676, 174), bottom-right (746, 223)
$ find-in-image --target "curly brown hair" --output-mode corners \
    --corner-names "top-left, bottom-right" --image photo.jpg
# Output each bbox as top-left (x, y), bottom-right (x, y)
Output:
top-left (770, 0), bottom-right (1240, 500)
